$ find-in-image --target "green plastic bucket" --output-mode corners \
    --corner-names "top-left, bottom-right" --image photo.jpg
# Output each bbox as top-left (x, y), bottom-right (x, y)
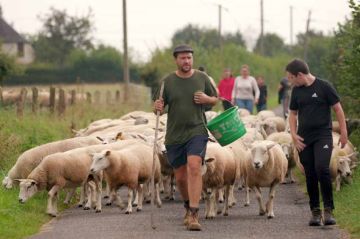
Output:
top-left (207, 106), bottom-right (246, 146)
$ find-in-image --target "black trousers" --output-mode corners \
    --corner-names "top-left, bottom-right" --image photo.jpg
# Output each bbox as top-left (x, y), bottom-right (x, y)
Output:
top-left (299, 137), bottom-right (334, 210)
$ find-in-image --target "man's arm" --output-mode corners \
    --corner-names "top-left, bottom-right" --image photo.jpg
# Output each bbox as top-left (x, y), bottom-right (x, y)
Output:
top-left (289, 110), bottom-right (306, 152)
top-left (194, 92), bottom-right (218, 106)
top-left (332, 102), bottom-right (348, 148)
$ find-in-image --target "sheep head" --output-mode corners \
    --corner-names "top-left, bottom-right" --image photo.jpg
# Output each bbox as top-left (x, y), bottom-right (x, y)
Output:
top-left (90, 150), bottom-right (111, 173)
top-left (337, 154), bottom-right (354, 178)
top-left (17, 179), bottom-right (39, 203)
top-left (281, 143), bottom-right (292, 160)
top-left (250, 142), bottom-right (276, 169)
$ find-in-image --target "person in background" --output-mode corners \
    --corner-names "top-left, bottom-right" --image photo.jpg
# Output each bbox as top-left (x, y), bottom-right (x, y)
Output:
top-left (217, 68), bottom-right (235, 110)
top-left (256, 75), bottom-right (267, 112)
top-left (278, 76), bottom-right (291, 118)
top-left (231, 64), bottom-right (260, 114)
top-left (287, 59), bottom-right (347, 227)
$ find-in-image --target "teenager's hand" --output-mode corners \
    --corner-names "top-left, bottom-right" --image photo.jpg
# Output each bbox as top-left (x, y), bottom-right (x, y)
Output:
top-left (338, 133), bottom-right (348, 148)
top-left (292, 134), bottom-right (306, 152)
top-left (154, 99), bottom-right (164, 114)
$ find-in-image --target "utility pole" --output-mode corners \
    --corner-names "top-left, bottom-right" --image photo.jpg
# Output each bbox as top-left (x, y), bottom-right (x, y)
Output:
top-left (260, 0), bottom-right (264, 55)
top-left (122, 0), bottom-right (130, 102)
top-left (290, 6), bottom-right (293, 45)
top-left (218, 4), bottom-right (223, 67)
top-left (303, 10), bottom-right (312, 61)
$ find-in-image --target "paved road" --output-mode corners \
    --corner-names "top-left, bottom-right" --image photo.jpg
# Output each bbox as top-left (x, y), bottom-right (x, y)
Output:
top-left (29, 182), bottom-right (346, 239)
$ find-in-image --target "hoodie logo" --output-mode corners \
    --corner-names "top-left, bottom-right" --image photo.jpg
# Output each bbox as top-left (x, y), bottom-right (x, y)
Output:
top-left (323, 144), bottom-right (329, 149)
top-left (312, 93), bottom-right (318, 98)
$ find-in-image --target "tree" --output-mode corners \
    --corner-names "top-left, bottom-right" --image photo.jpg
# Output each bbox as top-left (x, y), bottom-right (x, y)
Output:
top-left (253, 33), bottom-right (286, 57)
top-left (32, 8), bottom-right (94, 66)
top-left (329, 0), bottom-right (360, 116)
top-left (171, 24), bottom-right (246, 49)
top-left (0, 51), bottom-right (22, 86)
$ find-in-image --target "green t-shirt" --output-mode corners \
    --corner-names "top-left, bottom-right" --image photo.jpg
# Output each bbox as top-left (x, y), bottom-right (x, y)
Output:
top-left (154, 70), bottom-right (217, 145)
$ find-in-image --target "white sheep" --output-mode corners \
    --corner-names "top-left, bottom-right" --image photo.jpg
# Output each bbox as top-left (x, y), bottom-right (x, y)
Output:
top-left (257, 110), bottom-right (276, 121)
top-left (330, 147), bottom-right (357, 191)
top-left (261, 116), bottom-right (286, 135)
top-left (2, 136), bottom-right (103, 189)
top-left (202, 142), bottom-right (237, 218)
top-left (266, 132), bottom-right (296, 183)
top-left (89, 143), bottom-right (162, 214)
top-left (17, 140), bottom-right (138, 216)
top-left (245, 140), bottom-right (288, 218)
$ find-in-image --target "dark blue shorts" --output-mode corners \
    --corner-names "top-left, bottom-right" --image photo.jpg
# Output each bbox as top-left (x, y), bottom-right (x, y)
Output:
top-left (165, 135), bottom-right (208, 169)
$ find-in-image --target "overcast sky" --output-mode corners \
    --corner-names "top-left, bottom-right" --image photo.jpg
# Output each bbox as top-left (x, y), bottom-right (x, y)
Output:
top-left (1, 0), bottom-right (351, 62)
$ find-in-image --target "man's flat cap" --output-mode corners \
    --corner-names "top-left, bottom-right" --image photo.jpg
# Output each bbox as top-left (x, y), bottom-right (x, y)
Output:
top-left (173, 44), bottom-right (194, 57)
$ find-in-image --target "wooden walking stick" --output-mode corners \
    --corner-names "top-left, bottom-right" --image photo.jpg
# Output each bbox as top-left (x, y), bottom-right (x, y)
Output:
top-left (151, 82), bottom-right (164, 230)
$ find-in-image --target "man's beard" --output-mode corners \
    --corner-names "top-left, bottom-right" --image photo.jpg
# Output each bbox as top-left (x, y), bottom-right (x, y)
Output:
top-left (179, 65), bottom-right (191, 73)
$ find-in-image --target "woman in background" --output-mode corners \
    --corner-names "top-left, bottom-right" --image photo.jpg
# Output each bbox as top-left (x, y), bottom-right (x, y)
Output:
top-left (231, 64), bottom-right (260, 114)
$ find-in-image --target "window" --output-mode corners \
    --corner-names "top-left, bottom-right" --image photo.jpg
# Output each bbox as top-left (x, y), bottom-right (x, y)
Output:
top-left (17, 42), bottom-right (24, 57)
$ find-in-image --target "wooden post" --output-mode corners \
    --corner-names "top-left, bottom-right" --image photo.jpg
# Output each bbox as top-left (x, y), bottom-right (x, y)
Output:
top-left (49, 87), bottom-right (56, 114)
top-left (16, 88), bottom-right (27, 118)
top-left (86, 92), bottom-right (92, 104)
top-left (32, 87), bottom-right (38, 114)
top-left (94, 90), bottom-right (101, 104)
top-left (115, 90), bottom-right (121, 102)
top-left (70, 90), bottom-right (76, 105)
top-left (58, 88), bottom-right (66, 116)
top-left (106, 90), bottom-right (112, 105)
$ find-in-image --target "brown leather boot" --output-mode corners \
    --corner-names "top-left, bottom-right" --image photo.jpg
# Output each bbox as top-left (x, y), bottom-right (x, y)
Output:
top-left (187, 210), bottom-right (202, 231)
top-left (309, 208), bottom-right (321, 226)
top-left (183, 209), bottom-right (191, 226)
top-left (323, 208), bottom-right (336, 226)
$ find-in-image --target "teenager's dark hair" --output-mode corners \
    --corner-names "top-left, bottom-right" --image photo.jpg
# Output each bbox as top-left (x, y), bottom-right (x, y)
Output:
top-left (285, 59), bottom-right (310, 76)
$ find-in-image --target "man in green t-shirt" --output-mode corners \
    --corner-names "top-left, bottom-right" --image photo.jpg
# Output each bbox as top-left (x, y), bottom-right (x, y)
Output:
top-left (154, 45), bottom-right (218, 231)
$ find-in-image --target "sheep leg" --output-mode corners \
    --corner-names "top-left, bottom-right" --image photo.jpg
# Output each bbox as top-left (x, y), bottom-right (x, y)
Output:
top-left (266, 183), bottom-right (277, 218)
top-left (84, 182), bottom-right (95, 210)
top-left (254, 186), bottom-right (266, 216)
top-left (115, 189), bottom-right (125, 210)
top-left (136, 184), bottom-right (143, 211)
top-left (95, 180), bottom-right (102, 213)
top-left (223, 185), bottom-right (231, 216)
top-left (78, 186), bottom-right (87, 207)
top-left (215, 190), bottom-right (221, 215)
top-left (132, 188), bottom-right (139, 207)
top-left (47, 185), bottom-right (60, 217)
top-left (163, 175), bottom-right (171, 200)
top-left (155, 183), bottom-right (162, 208)
top-left (159, 175), bottom-right (164, 193)
top-left (229, 184), bottom-right (237, 207)
top-left (204, 189), bottom-right (210, 219)
top-left (143, 182), bottom-right (151, 203)
top-left (170, 175), bottom-right (176, 200)
top-left (244, 186), bottom-right (250, 206)
top-left (208, 189), bottom-right (217, 219)
top-left (218, 188), bottom-right (224, 203)
top-left (125, 188), bottom-right (134, 214)
top-left (103, 182), bottom-right (110, 199)
top-left (336, 174), bottom-right (341, 192)
top-left (63, 188), bottom-right (76, 204)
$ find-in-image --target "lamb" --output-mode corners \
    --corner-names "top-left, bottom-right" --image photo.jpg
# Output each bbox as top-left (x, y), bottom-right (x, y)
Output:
top-left (257, 110), bottom-right (276, 121)
top-left (266, 132), bottom-right (296, 183)
top-left (17, 140), bottom-right (138, 216)
top-left (2, 136), bottom-right (104, 189)
top-left (202, 142), bottom-right (237, 218)
top-left (245, 140), bottom-right (288, 218)
top-left (89, 143), bottom-right (162, 214)
top-left (261, 116), bottom-right (286, 135)
top-left (330, 147), bottom-right (357, 191)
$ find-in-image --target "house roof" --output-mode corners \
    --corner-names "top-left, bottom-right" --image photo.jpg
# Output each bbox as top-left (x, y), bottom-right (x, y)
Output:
top-left (0, 17), bottom-right (26, 43)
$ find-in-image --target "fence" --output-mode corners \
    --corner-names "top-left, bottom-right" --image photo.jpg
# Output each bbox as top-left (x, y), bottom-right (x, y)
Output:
top-left (0, 83), bottom-right (152, 118)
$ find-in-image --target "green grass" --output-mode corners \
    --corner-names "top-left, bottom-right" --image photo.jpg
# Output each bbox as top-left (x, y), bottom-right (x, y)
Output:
top-left (0, 100), bottom-right (150, 239)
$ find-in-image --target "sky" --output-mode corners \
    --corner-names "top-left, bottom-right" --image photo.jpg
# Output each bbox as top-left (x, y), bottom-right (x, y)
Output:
top-left (1, 0), bottom-right (352, 62)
